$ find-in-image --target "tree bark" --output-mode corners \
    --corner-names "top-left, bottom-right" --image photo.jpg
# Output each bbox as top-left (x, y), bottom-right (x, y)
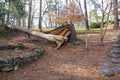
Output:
top-left (113, 0), bottom-right (119, 29)
top-left (6, 1), bottom-right (10, 23)
top-left (69, 23), bottom-right (77, 42)
top-left (28, 0), bottom-right (32, 38)
top-left (84, 0), bottom-right (90, 30)
top-left (7, 24), bottom-right (68, 43)
top-left (38, 0), bottom-right (42, 31)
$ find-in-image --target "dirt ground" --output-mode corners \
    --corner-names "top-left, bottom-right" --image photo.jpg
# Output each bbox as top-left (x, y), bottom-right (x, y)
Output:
top-left (0, 30), bottom-right (120, 80)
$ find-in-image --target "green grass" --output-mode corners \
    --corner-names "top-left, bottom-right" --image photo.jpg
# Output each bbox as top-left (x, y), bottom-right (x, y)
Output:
top-left (30, 27), bottom-right (101, 34)
top-left (76, 28), bottom-right (100, 34)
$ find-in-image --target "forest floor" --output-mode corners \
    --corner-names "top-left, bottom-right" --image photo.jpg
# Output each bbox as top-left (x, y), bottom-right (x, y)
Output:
top-left (0, 29), bottom-right (120, 80)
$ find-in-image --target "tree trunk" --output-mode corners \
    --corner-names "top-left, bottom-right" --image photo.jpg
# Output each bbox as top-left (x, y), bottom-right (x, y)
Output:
top-left (100, 12), bottom-right (105, 46)
top-left (69, 23), bottom-right (77, 42)
top-left (94, 3), bottom-right (98, 22)
top-left (38, 0), bottom-right (42, 31)
top-left (7, 24), bottom-right (68, 42)
top-left (113, 0), bottom-right (119, 29)
top-left (22, 0), bottom-right (26, 27)
top-left (66, 0), bottom-right (68, 4)
top-left (6, 1), bottom-right (10, 23)
top-left (28, 0), bottom-right (32, 38)
top-left (84, 0), bottom-right (90, 30)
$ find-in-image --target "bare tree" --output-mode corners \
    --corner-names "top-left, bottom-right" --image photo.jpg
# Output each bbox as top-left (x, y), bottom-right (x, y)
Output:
top-left (90, 0), bottom-right (113, 45)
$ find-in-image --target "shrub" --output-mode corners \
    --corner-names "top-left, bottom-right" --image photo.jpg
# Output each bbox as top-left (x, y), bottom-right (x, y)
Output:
top-left (90, 22), bottom-right (101, 29)
top-left (109, 20), bottom-right (114, 24)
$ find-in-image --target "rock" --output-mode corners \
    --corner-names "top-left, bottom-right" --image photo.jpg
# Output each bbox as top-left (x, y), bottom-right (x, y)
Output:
top-left (34, 49), bottom-right (40, 53)
top-left (110, 49), bottom-right (120, 54)
top-left (34, 49), bottom-right (42, 56)
top-left (17, 43), bottom-right (27, 50)
top-left (23, 56), bottom-right (31, 63)
top-left (33, 54), bottom-right (39, 61)
top-left (112, 47), bottom-right (120, 50)
top-left (0, 45), bottom-right (7, 50)
top-left (0, 44), bottom-right (16, 50)
top-left (99, 67), bottom-right (114, 76)
top-left (114, 66), bottom-right (120, 73)
top-left (7, 57), bottom-right (14, 64)
top-left (100, 61), bottom-right (113, 68)
top-left (108, 53), bottom-right (120, 58)
top-left (14, 57), bottom-right (24, 66)
top-left (29, 55), bottom-right (34, 61)
top-left (112, 43), bottom-right (120, 47)
top-left (109, 58), bottom-right (120, 64)
top-left (7, 45), bottom-right (16, 50)
top-left (0, 57), bottom-right (5, 63)
top-left (1, 64), bottom-right (14, 72)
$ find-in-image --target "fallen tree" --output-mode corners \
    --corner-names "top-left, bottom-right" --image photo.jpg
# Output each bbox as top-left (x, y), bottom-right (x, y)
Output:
top-left (7, 23), bottom-right (71, 49)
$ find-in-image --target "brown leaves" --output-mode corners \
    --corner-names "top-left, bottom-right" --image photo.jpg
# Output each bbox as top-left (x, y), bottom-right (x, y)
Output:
top-left (45, 3), bottom-right (85, 25)
top-left (61, 3), bottom-right (85, 23)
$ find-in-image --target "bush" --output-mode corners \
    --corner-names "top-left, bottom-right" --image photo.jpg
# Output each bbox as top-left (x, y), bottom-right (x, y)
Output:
top-left (109, 20), bottom-right (114, 24)
top-left (90, 22), bottom-right (101, 29)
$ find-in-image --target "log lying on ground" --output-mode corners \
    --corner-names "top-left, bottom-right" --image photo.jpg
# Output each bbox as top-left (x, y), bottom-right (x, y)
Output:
top-left (7, 23), bottom-right (71, 49)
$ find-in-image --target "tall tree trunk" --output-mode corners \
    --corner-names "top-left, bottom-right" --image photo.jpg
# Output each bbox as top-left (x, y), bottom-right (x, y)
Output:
top-left (22, 0), bottom-right (26, 27)
top-left (6, 1), bottom-right (10, 23)
top-left (28, 0), bottom-right (32, 38)
top-left (100, 12), bottom-right (105, 46)
top-left (94, 3), bottom-right (98, 22)
top-left (18, 19), bottom-right (21, 26)
top-left (66, 0), bottom-right (68, 4)
top-left (84, 0), bottom-right (90, 30)
top-left (113, 0), bottom-right (119, 29)
top-left (100, 0), bottom-right (104, 46)
top-left (38, 0), bottom-right (42, 31)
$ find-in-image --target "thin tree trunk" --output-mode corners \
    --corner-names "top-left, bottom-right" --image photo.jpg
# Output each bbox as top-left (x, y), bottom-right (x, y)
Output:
top-left (94, 4), bottom-right (98, 22)
top-left (38, 0), bottom-right (42, 31)
top-left (28, 0), bottom-right (32, 38)
top-left (101, 2), bottom-right (113, 43)
top-left (66, 0), bottom-right (68, 5)
top-left (84, 0), bottom-right (90, 30)
top-left (100, 11), bottom-right (105, 46)
top-left (22, 0), bottom-right (26, 27)
top-left (6, 1), bottom-right (10, 23)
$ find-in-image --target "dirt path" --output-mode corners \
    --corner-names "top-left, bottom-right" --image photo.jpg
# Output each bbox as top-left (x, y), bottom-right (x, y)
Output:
top-left (0, 31), bottom-right (120, 80)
